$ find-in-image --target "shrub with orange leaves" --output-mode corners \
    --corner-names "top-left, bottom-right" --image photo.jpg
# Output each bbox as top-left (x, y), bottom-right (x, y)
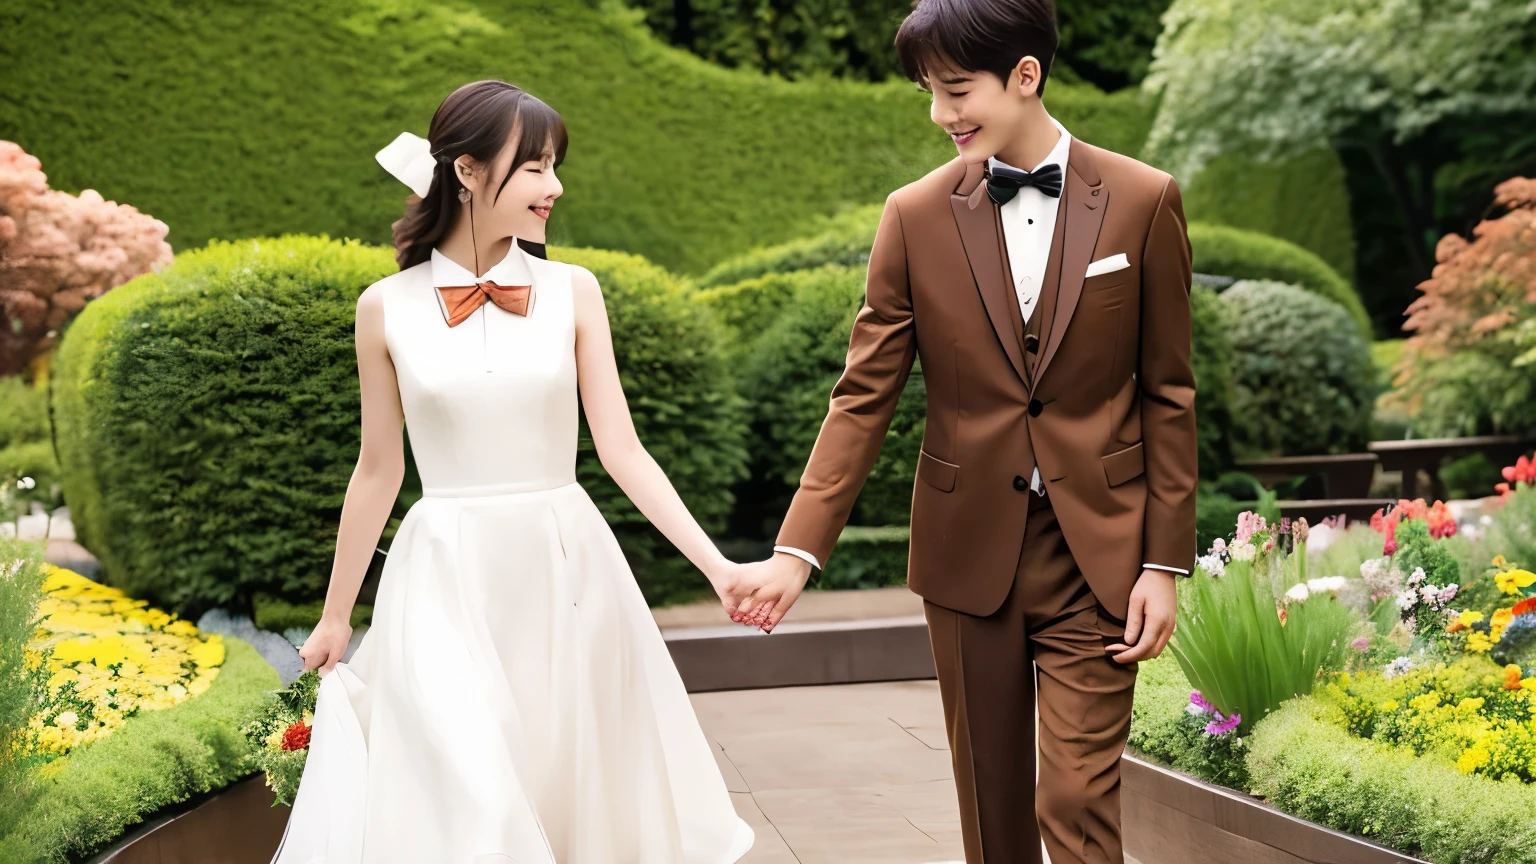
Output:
top-left (0, 142), bottom-right (173, 377)
top-left (1387, 177), bottom-right (1536, 436)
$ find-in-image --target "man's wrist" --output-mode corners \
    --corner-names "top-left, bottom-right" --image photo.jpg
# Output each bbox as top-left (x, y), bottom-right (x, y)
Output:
top-left (773, 545), bottom-right (821, 572)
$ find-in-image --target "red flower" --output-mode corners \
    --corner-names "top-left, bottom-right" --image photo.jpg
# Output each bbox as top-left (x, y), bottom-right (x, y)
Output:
top-left (280, 721), bottom-right (311, 752)
top-left (1513, 597), bottom-right (1536, 617)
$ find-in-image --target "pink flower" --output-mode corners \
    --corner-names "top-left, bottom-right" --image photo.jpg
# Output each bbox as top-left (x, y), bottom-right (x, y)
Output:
top-left (1350, 636), bottom-right (1370, 651)
top-left (1235, 511), bottom-right (1268, 544)
top-left (1189, 690), bottom-right (1216, 714)
top-left (1204, 711), bottom-right (1242, 736)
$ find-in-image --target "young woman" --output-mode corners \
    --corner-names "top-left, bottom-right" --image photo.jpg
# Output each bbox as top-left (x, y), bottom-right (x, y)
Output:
top-left (271, 79), bottom-right (757, 863)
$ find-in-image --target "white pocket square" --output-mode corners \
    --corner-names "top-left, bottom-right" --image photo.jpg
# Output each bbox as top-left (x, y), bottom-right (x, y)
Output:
top-left (1084, 253), bottom-right (1130, 278)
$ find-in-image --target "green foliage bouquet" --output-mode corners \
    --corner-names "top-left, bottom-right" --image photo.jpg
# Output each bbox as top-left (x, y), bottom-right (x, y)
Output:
top-left (242, 669), bottom-right (319, 806)
top-left (1173, 513), bottom-right (1363, 735)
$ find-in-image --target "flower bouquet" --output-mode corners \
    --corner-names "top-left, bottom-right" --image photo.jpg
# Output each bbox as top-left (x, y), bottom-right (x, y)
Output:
top-left (242, 669), bottom-right (319, 806)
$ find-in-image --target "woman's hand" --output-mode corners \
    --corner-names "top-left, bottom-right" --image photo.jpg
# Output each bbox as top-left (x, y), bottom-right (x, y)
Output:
top-left (707, 560), bottom-right (765, 628)
top-left (299, 616), bottom-right (353, 674)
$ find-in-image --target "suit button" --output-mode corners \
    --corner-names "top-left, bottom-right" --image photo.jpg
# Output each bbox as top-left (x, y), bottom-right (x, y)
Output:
top-left (1013, 475), bottom-right (1028, 492)
top-left (1028, 399), bottom-right (1043, 417)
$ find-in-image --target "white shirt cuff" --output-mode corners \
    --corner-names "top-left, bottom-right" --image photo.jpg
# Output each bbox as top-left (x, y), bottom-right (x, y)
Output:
top-left (1143, 562), bottom-right (1190, 576)
top-left (773, 546), bottom-right (822, 571)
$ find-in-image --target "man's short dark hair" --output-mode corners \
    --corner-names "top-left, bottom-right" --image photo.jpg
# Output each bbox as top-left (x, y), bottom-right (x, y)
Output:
top-left (895, 0), bottom-right (1059, 96)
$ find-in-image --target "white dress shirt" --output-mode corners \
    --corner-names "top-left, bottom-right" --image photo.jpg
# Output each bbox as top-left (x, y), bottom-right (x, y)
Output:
top-left (777, 115), bottom-right (1186, 576)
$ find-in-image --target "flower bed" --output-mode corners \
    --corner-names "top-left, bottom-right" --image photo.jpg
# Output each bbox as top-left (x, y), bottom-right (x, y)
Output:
top-left (0, 553), bottom-right (277, 863)
top-left (1130, 462), bottom-right (1536, 863)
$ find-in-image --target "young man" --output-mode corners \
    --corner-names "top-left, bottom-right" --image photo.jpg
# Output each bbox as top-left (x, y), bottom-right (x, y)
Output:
top-left (733, 0), bottom-right (1198, 860)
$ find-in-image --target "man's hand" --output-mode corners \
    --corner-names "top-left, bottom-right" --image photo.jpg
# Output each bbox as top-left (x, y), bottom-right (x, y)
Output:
top-left (1106, 569), bottom-right (1177, 663)
top-left (731, 552), bottom-right (814, 632)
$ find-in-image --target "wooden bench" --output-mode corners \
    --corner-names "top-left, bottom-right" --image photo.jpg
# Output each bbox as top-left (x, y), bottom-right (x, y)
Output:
top-left (1276, 498), bottom-right (1394, 525)
top-left (1368, 434), bottom-right (1531, 500)
top-left (1234, 453), bottom-right (1380, 500)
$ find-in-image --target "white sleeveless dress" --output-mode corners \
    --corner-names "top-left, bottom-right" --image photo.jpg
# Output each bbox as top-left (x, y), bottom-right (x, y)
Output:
top-left (270, 246), bottom-right (755, 863)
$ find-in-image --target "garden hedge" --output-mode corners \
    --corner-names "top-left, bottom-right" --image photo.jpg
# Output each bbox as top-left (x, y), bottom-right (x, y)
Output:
top-left (821, 525), bottom-right (910, 590)
top-left (733, 265), bottom-right (926, 534)
top-left (550, 246), bottom-right (749, 605)
top-left (1190, 284), bottom-right (1235, 479)
top-left (0, 637), bottom-right (279, 864)
top-left (51, 236), bottom-right (746, 613)
top-left (51, 236), bottom-right (397, 615)
top-left (1, 0), bottom-right (1347, 276)
top-left (1222, 280), bottom-right (1374, 459)
top-left (1189, 221), bottom-right (1370, 339)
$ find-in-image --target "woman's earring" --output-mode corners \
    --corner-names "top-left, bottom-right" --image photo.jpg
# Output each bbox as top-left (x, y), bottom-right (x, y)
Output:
top-left (457, 186), bottom-right (472, 204)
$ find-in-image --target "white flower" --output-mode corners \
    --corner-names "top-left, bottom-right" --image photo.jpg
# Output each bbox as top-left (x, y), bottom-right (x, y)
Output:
top-left (1306, 576), bottom-right (1349, 594)
top-left (1481, 514), bottom-right (1494, 525)
top-left (1229, 543), bottom-right (1257, 561)
top-left (1284, 582), bottom-right (1311, 603)
top-left (1185, 702), bottom-right (1207, 716)
top-left (1396, 589), bottom-right (1417, 610)
top-left (17, 476), bottom-right (35, 490)
top-left (1196, 554), bottom-right (1226, 577)
top-left (1408, 567), bottom-right (1427, 586)
top-left (55, 711), bottom-right (78, 728)
top-left (1420, 585), bottom-right (1440, 604)
top-left (1306, 523), bottom-right (1337, 552)
top-left (1384, 656), bottom-right (1415, 679)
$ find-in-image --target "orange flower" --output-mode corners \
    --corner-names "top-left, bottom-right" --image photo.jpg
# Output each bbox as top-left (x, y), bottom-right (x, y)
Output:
top-left (280, 720), bottom-right (311, 752)
top-left (1505, 665), bottom-right (1525, 690)
top-left (1514, 597), bottom-right (1536, 617)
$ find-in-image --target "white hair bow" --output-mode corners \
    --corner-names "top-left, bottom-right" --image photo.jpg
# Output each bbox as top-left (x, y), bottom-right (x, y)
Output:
top-left (375, 132), bottom-right (438, 198)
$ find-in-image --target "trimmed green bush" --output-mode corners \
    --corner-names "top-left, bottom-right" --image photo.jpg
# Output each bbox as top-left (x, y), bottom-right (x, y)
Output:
top-left (0, 376), bottom-right (49, 451)
top-left (51, 236), bottom-right (397, 615)
top-left (1190, 283), bottom-right (1236, 479)
top-left (252, 595), bottom-right (372, 633)
top-left (1127, 654), bottom-right (1250, 788)
top-left (551, 246), bottom-right (750, 605)
top-left (821, 525), bottom-right (909, 590)
top-left (0, 637), bottom-right (279, 864)
top-left (1247, 698), bottom-right (1536, 863)
top-left (735, 265), bottom-right (926, 534)
top-left (1190, 222), bottom-right (1370, 339)
top-left (696, 204), bottom-right (884, 290)
top-left (1222, 280), bottom-right (1373, 458)
top-left (3, 0), bottom-right (1345, 276)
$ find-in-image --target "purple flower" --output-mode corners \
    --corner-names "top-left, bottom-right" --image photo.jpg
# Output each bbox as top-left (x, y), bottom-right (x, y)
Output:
top-left (1204, 711), bottom-right (1242, 736)
top-left (1189, 690), bottom-right (1216, 714)
top-left (1351, 636), bottom-right (1370, 651)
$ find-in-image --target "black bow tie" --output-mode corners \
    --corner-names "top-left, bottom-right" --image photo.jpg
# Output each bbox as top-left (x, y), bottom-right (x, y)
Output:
top-left (985, 161), bottom-right (1064, 205)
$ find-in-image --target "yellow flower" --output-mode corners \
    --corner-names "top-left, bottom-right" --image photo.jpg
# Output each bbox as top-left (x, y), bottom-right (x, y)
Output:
top-left (1380, 700), bottom-right (1400, 711)
top-left (1495, 569), bottom-right (1536, 595)
top-left (190, 635), bottom-right (225, 668)
top-left (1467, 632), bottom-right (1494, 652)
top-left (1458, 610), bottom-right (1486, 627)
top-left (1493, 554), bottom-right (1510, 569)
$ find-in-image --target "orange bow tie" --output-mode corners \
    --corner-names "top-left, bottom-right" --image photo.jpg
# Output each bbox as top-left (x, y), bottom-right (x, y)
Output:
top-left (436, 281), bottom-right (532, 327)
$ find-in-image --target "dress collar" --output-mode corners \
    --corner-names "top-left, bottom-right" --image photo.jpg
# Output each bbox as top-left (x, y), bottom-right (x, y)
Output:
top-left (430, 243), bottom-right (535, 287)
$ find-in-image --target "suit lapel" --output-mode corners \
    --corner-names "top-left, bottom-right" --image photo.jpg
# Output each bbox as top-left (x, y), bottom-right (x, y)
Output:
top-left (950, 163), bottom-right (1028, 388)
top-left (1032, 139), bottom-right (1106, 390)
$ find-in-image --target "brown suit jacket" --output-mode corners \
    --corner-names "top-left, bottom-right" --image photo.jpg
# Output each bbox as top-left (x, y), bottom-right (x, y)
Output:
top-left (776, 137), bottom-right (1198, 620)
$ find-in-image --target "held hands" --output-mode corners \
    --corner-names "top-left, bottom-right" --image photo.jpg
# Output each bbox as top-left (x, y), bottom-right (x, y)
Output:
top-left (708, 552), bottom-right (813, 633)
top-left (1105, 568), bottom-right (1177, 663)
top-left (298, 616), bottom-right (353, 674)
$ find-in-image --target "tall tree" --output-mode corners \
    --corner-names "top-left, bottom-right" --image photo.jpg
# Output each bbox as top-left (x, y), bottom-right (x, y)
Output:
top-left (1142, 0), bottom-right (1536, 330)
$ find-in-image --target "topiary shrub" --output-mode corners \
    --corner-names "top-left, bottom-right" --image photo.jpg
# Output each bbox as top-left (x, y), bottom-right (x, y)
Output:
top-left (549, 246), bottom-right (750, 606)
top-left (1189, 222), bottom-right (1370, 339)
top-left (1221, 280), bottom-right (1373, 458)
top-left (735, 264), bottom-right (926, 536)
top-left (821, 525), bottom-right (909, 590)
top-left (51, 235), bottom-right (396, 615)
top-left (1190, 283), bottom-right (1235, 478)
top-left (696, 204), bottom-right (882, 289)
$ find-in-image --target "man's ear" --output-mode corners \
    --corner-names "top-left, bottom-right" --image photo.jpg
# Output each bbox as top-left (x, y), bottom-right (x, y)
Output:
top-left (1012, 55), bottom-right (1043, 98)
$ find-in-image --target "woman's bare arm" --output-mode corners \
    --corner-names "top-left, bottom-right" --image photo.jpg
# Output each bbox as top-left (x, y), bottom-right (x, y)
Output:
top-left (301, 284), bottom-right (406, 671)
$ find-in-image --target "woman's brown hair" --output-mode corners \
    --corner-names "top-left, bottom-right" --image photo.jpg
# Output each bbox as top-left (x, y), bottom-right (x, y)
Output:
top-left (391, 80), bottom-right (569, 270)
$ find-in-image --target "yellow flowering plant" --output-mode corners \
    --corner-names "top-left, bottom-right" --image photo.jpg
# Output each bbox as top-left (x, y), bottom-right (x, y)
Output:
top-left (1321, 655), bottom-right (1536, 783)
top-left (25, 566), bottom-right (225, 762)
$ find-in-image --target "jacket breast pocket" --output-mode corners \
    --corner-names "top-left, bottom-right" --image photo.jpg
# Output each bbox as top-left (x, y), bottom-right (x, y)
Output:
top-left (1101, 441), bottom-right (1145, 487)
top-left (917, 449), bottom-right (958, 492)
